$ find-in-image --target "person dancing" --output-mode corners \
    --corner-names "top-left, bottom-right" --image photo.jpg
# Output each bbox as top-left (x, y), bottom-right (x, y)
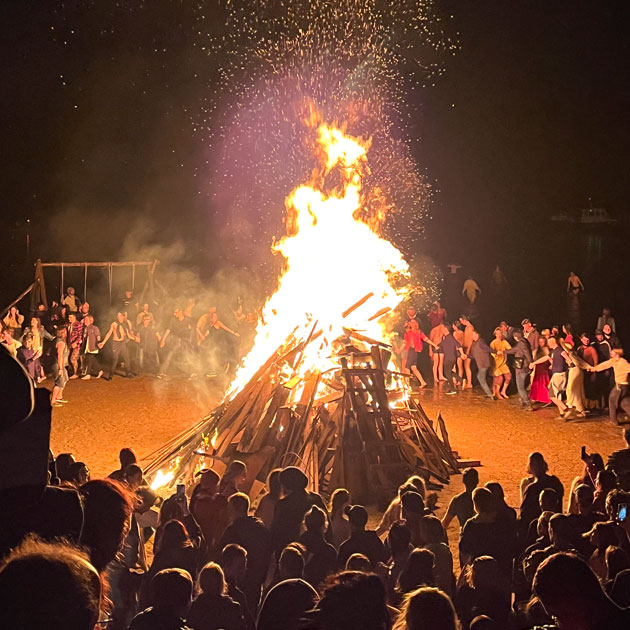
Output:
top-left (403, 319), bottom-right (438, 389)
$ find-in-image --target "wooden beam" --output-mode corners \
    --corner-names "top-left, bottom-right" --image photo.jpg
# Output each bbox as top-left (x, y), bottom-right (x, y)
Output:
top-left (39, 261), bottom-right (156, 268)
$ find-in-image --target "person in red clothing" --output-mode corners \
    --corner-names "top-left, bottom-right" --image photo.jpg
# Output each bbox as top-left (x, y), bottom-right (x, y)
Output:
top-left (428, 301), bottom-right (448, 329)
top-left (403, 319), bottom-right (438, 388)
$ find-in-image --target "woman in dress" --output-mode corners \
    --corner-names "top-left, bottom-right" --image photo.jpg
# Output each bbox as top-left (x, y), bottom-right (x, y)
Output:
top-left (577, 332), bottom-right (599, 408)
top-left (529, 336), bottom-right (551, 405)
top-left (22, 316), bottom-right (52, 382)
top-left (490, 327), bottom-right (511, 400)
top-left (564, 342), bottom-right (588, 417)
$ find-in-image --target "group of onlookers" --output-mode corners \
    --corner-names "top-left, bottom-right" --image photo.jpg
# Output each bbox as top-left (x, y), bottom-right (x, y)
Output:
top-left (398, 304), bottom-right (629, 424)
top-left (0, 287), bottom-right (258, 405)
top-left (5, 427), bottom-right (630, 630)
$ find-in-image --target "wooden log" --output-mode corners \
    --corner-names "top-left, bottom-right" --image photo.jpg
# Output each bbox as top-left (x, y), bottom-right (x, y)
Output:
top-left (368, 307), bottom-right (391, 321)
top-left (342, 292), bottom-right (374, 318)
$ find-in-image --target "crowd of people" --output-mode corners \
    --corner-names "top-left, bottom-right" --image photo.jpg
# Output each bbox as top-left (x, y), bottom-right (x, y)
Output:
top-left (0, 287), bottom-right (257, 405)
top-left (4, 415), bottom-right (630, 630)
top-left (396, 303), bottom-right (628, 425)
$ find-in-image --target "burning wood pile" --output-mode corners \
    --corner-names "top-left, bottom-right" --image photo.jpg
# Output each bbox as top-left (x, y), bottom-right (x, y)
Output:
top-left (144, 116), bottom-right (463, 505)
top-left (144, 303), bottom-right (460, 505)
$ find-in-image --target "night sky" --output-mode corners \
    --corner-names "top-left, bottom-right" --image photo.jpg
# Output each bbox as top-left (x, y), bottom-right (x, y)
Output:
top-left (2, 1), bottom-right (629, 314)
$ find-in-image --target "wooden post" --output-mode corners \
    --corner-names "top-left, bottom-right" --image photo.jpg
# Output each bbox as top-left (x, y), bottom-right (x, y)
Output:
top-left (84, 263), bottom-right (88, 301)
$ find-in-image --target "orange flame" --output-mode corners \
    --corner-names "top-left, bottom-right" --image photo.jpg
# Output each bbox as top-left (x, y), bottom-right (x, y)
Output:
top-left (229, 120), bottom-right (410, 393)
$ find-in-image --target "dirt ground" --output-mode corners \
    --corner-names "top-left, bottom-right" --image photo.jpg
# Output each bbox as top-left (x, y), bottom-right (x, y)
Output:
top-left (49, 376), bottom-right (625, 563)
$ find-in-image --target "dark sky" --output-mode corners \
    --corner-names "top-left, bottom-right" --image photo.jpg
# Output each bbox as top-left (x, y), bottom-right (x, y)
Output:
top-left (1, 1), bottom-right (629, 284)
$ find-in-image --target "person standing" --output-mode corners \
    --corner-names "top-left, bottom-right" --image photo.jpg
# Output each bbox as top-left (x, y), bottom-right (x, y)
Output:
top-left (439, 324), bottom-right (466, 394)
top-left (61, 286), bottom-right (81, 313)
top-left (17, 334), bottom-right (41, 381)
top-left (429, 323), bottom-right (446, 384)
top-left (545, 337), bottom-right (571, 418)
top-left (99, 312), bottom-right (134, 380)
top-left (459, 315), bottom-right (475, 389)
top-left (65, 312), bottom-right (84, 379)
top-left (567, 271), bottom-right (585, 294)
top-left (428, 301), bottom-right (447, 329)
top-left (462, 276), bottom-right (481, 305)
top-left (577, 332), bottom-right (599, 408)
top-left (23, 315), bottom-right (52, 382)
top-left (403, 319), bottom-right (438, 389)
top-left (504, 330), bottom-right (534, 407)
top-left (137, 315), bottom-right (160, 374)
top-left (2, 306), bottom-right (24, 338)
top-left (564, 343), bottom-right (589, 418)
top-left (490, 327), bottom-right (511, 400)
top-left (597, 308), bottom-right (616, 335)
top-left (521, 319), bottom-right (540, 354)
top-left (529, 337), bottom-right (551, 405)
top-left (589, 347), bottom-right (630, 425)
top-left (81, 315), bottom-right (103, 379)
top-left (468, 331), bottom-right (494, 399)
top-left (159, 307), bottom-right (195, 377)
top-left (51, 327), bottom-right (70, 406)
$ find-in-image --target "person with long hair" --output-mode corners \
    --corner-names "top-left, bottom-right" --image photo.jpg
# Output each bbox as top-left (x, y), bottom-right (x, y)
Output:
top-left (22, 315), bottom-right (51, 381)
top-left (328, 488), bottom-right (351, 549)
top-left (51, 327), bottom-right (69, 406)
top-left (3, 306), bottom-right (24, 338)
top-left (396, 548), bottom-right (435, 600)
top-left (394, 586), bottom-right (457, 630)
top-left (219, 461), bottom-right (247, 498)
top-left (489, 327), bottom-right (511, 400)
top-left (577, 332), bottom-right (600, 408)
top-left (188, 562), bottom-right (246, 630)
top-left (148, 520), bottom-right (198, 581)
top-left (529, 335), bottom-right (551, 405)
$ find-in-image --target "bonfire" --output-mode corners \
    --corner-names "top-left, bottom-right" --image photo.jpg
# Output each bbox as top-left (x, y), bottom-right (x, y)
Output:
top-left (144, 118), bottom-right (461, 505)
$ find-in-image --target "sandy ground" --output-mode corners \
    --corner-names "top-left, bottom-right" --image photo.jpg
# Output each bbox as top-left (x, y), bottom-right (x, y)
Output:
top-left (48, 377), bottom-right (625, 565)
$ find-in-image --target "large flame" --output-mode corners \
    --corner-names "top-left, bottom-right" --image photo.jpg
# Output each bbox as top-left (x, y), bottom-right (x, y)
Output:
top-left (229, 121), bottom-right (410, 393)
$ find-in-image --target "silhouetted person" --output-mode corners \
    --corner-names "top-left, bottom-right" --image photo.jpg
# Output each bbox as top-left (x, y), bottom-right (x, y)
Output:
top-left (148, 519), bottom-right (199, 582)
top-left (0, 535), bottom-right (101, 630)
top-left (337, 505), bottom-right (387, 568)
top-left (317, 571), bottom-right (390, 630)
top-left (221, 544), bottom-right (254, 630)
top-left (190, 468), bottom-right (229, 558)
top-left (129, 568), bottom-right (193, 630)
top-left (219, 492), bottom-right (272, 613)
top-left (442, 467), bottom-right (479, 532)
top-left (257, 578), bottom-right (319, 630)
top-left (394, 586), bottom-right (457, 630)
top-left (271, 466), bottom-right (326, 554)
top-left (298, 504), bottom-right (337, 589)
top-left (109, 447), bottom-right (138, 482)
top-left (188, 562), bottom-right (246, 630)
top-left (519, 452), bottom-right (564, 538)
top-left (79, 479), bottom-right (135, 573)
top-left (533, 552), bottom-right (630, 630)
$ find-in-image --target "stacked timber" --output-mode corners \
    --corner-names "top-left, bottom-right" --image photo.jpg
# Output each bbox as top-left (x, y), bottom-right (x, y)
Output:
top-left (144, 328), bottom-right (463, 506)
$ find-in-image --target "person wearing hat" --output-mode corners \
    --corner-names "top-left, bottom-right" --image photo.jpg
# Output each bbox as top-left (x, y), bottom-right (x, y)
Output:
top-left (337, 505), bottom-right (386, 569)
top-left (521, 319), bottom-right (539, 354)
top-left (270, 467), bottom-right (326, 555)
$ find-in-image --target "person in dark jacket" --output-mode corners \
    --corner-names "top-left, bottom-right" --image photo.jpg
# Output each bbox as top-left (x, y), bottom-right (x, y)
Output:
top-left (257, 578), bottom-right (319, 630)
top-left (147, 520), bottom-right (199, 583)
top-left (219, 493), bottom-right (272, 614)
top-left (519, 452), bottom-right (564, 540)
top-left (337, 505), bottom-right (387, 569)
top-left (468, 331), bottom-right (494, 399)
top-left (298, 505), bottom-right (337, 589)
top-left (504, 330), bottom-right (534, 407)
top-left (188, 562), bottom-right (246, 630)
top-left (271, 467), bottom-right (327, 555)
top-left (129, 568), bottom-right (193, 630)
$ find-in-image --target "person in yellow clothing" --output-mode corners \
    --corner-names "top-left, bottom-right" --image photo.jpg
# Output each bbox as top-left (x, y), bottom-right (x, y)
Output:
top-left (490, 327), bottom-right (512, 399)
